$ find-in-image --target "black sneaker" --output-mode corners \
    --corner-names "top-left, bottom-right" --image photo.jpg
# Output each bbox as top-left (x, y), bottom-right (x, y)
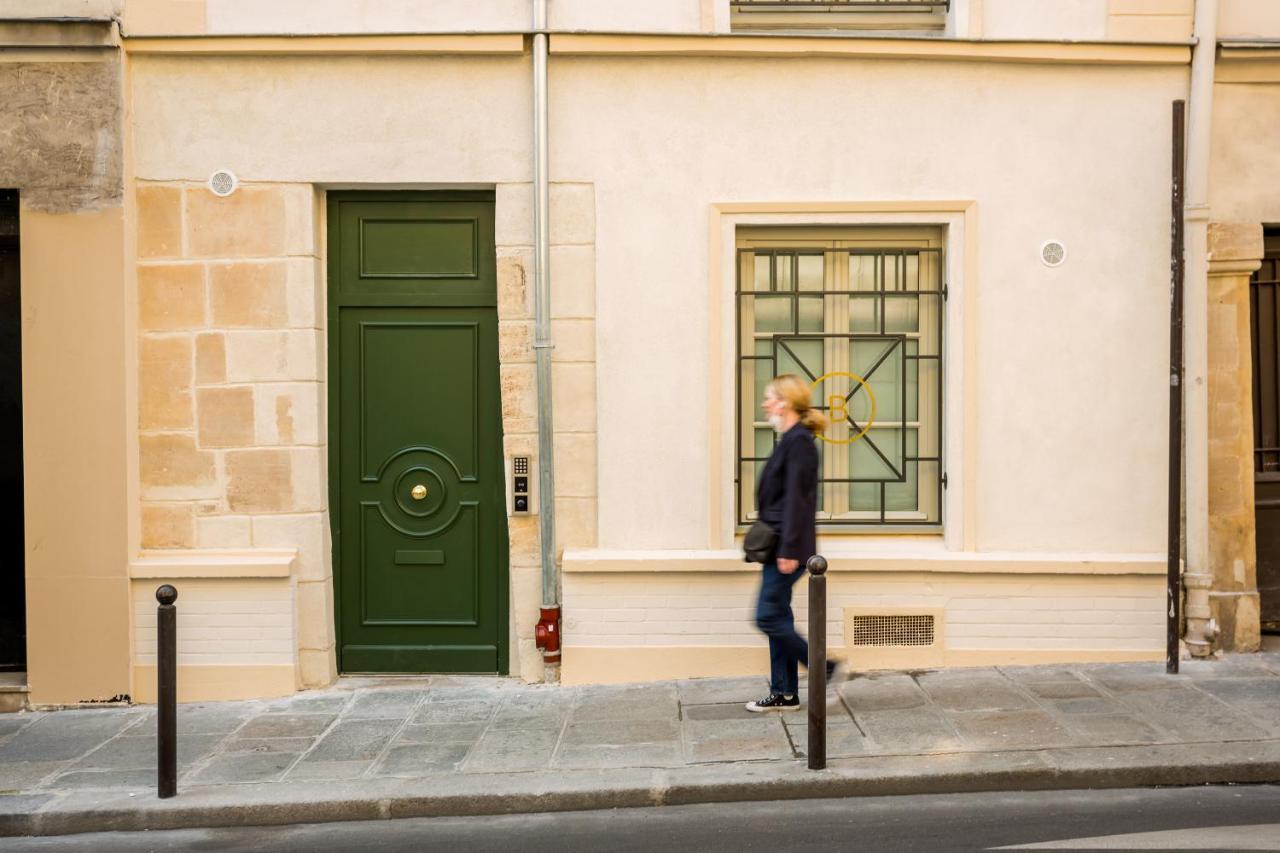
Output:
top-left (745, 692), bottom-right (800, 712)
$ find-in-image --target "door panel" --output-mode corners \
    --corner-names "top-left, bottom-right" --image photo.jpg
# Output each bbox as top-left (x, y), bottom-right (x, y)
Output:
top-left (1251, 235), bottom-right (1280, 632)
top-left (330, 193), bottom-right (507, 674)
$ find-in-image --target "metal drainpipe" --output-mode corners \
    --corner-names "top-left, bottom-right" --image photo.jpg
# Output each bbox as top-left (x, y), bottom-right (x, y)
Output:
top-left (1182, 0), bottom-right (1220, 657)
top-left (530, 0), bottom-right (562, 680)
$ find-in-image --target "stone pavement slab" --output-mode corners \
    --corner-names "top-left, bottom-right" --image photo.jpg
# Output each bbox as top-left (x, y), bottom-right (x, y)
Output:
top-left (3, 657), bottom-right (1280, 838)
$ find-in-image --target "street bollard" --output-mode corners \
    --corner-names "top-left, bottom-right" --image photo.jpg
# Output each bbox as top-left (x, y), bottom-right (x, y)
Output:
top-left (806, 554), bottom-right (828, 771)
top-left (156, 584), bottom-right (178, 799)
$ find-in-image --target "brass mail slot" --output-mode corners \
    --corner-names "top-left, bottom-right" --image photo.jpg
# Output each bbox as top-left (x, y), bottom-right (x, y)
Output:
top-left (394, 550), bottom-right (444, 566)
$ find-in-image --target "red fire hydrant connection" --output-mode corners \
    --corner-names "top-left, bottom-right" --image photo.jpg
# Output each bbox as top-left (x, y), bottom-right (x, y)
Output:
top-left (534, 606), bottom-right (561, 664)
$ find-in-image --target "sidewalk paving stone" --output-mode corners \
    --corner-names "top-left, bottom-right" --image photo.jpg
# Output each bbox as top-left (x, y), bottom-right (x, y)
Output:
top-left (223, 737), bottom-right (316, 754)
top-left (346, 690), bottom-right (424, 719)
top-left (70, 733), bottom-right (224, 771)
top-left (393, 722), bottom-right (486, 745)
top-left (948, 709), bottom-right (1076, 750)
top-left (0, 712), bottom-right (144, 763)
top-left (301, 719), bottom-right (400, 763)
top-left (1042, 696), bottom-right (1131, 716)
top-left (234, 713), bottom-right (335, 740)
top-left (854, 707), bottom-right (965, 753)
top-left (838, 674), bottom-right (928, 711)
top-left (1114, 687), bottom-right (1271, 740)
top-left (410, 700), bottom-right (497, 724)
top-left (375, 742), bottom-right (471, 776)
top-left (4, 658), bottom-right (1280, 838)
top-left (683, 718), bottom-right (791, 763)
top-left (916, 673), bottom-right (1037, 712)
top-left (1024, 680), bottom-right (1104, 700)
top-left (676, 677), bottom-right (768, 706)
top-left (184, 751), bottom-right (299, 786)
top-left (464, 729), bottom-right (559, 773)
top-left (554, 742), bottom-right (683, 769)
top-left (0, 762), bottom-right (66, 791)
top-left (782, 719), bottom-right (871, 758)
top-left (285, 760), bottom-right (373, 782)
top-left (1058, 713), bottom-right (1164, 745)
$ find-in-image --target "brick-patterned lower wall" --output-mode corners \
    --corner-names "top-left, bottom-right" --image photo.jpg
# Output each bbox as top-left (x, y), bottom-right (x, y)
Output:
top-left (562, 570), bottom-right (1165, 681)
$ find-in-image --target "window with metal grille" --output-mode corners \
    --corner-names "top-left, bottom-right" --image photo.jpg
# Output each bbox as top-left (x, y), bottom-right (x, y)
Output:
top-left (850, 614), bottom-right (935, 646)
top-left (736, 227), bottom-right (944, 529)
top-left (730, 0), bottom-right (949, 32)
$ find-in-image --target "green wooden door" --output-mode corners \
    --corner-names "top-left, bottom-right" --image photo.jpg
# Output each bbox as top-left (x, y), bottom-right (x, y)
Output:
top-left (329, 192), bottom-right (508, 674)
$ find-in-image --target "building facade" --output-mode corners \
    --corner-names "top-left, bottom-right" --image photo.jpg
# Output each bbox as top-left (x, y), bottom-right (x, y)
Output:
top-left (5, 0), bottom-right (1280, 707)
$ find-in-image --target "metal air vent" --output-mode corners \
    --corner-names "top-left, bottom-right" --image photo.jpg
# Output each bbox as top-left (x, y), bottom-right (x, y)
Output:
top-left (850, 614), bottom-right (935, 647)
top-left (1041, 240), bottom-right (1066, 268)
top-left (208, 169), bottom-right (238, 198)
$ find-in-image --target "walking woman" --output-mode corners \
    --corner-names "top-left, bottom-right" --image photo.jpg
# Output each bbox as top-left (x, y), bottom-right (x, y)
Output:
top-left (746, 374), bottom-right (839, 712)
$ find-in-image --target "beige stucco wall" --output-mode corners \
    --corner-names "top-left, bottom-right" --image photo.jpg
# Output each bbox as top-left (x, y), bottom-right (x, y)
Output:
top-left (23, 208), bottom-right (132, 705)
top-left (982, 0), bottom-right (1107, 41)
top-left (125, 0), bottom-right (709, 36)
top-left (1219, 0), bottom-right (1280, 38)
top-left (1210, 82), bottom-right (1280, 224)
top-left (0, 0), bottom-right (118, 17)
top-left (127, 45), bottom-right (1189, 686)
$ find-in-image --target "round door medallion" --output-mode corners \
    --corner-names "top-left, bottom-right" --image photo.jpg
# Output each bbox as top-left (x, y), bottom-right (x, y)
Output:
top-left (393, 466), bottom-right (447, 519)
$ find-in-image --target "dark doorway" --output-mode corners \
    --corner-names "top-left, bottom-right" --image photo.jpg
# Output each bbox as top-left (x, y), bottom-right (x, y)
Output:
top-left (1250, 227), bottom-right (1280, 635)
top-left (0, 190), bottom-right (24, 671)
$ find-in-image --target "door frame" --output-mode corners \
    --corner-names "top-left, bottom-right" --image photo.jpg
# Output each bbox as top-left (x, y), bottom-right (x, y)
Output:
top-left (325, 189), bottom-right (510, 674)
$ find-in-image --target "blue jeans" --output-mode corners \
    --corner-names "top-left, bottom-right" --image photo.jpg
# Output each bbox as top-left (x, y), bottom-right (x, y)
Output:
top-left (755, 561), bottom-right (808, 695)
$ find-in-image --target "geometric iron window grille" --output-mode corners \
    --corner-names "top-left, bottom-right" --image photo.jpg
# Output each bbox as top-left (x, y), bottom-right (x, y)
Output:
top-left (736, 242), bottom-right (944, 527)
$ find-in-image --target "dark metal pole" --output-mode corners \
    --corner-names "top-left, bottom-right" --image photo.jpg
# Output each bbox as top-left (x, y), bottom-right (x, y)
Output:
top-left (156, 584), bottom-right (178, 798)
top-left (1168, 100), bottom-right (1186, 675)
top-left (806, 555), bottom-right (827, 770)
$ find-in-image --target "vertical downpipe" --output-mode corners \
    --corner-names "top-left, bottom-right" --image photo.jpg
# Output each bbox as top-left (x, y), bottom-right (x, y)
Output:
top-left (1182, 0), bottom-right (1219, 657)
top-left (532, 0), bottom-right (561, 680)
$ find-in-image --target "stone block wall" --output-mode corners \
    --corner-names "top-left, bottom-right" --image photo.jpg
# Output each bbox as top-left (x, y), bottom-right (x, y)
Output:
top-left (136, 179), bottom-right (597, 689)
top-left (495, 181), bottom-right (599, 681)
top-left (135, 180), bottom-right (334, 688)
top-left (1206, 221), bottom-right (1265, 652)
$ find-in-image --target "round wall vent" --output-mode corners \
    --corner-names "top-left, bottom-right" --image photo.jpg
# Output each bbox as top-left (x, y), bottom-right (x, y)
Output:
top-left (1041, 240), bottom-right (1067, 268)
top-left (208, 169), bottom-right (238, 198)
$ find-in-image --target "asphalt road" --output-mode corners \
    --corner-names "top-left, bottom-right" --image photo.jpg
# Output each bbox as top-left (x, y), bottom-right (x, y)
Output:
top-left (2, 785), bottom-right (1278, 852)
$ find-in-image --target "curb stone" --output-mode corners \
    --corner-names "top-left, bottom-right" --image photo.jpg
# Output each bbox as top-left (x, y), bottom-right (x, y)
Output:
top-left (3, 741), bottom-right (1279, 838)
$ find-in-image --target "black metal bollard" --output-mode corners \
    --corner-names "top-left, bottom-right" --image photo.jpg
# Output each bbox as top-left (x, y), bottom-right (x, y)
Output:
top-left (156, 584), bottom-right (178, 799)
top-left (806, 555), bottom-right (827, 770)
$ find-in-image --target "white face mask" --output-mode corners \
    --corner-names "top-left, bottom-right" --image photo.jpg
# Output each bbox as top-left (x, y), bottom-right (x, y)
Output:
top-left (768, 413), bottom-right (785, 432)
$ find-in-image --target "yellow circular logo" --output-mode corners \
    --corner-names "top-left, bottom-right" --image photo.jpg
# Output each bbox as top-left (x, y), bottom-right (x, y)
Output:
top-left (812, 371), bottom-right (876, 445)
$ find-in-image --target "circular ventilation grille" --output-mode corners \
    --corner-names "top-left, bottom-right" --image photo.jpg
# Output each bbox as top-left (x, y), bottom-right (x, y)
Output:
top-left (208, 170), bottom-right (238, 198)
top-left (1041, 240), bottom-right (1067, 267)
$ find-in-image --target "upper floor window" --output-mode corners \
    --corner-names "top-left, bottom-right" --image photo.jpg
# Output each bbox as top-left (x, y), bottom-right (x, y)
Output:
top-left (730, 0), bottom-right (949, 33)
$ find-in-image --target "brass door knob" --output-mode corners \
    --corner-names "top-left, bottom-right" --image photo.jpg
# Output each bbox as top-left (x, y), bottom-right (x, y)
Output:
top-left (411, 484), bottom-right (428, 501)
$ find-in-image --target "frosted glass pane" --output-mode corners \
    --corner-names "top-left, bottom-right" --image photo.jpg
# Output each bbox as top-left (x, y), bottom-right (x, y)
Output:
top-left (799, 296), bottom-right (823, 332)
top-left (775, 255), bottom-right (793, 291)
top-left (754, 296), bottom-right (792, 333)
top-left (779, 339), bottom-right (822, 381)
top-left (884, 295), bottom-right (919, 333)
top-left (753, 255), bottom-right (770, 291)
top-left (798, 255), bottom-right (823, 291)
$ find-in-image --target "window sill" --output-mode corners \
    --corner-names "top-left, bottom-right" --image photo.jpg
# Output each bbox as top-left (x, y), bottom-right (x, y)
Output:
top-left (561, 547), bottom-right (1165, 576)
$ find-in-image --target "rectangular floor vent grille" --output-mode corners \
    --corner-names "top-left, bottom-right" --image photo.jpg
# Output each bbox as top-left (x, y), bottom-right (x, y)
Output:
top-left (850, 614), bottom-right (934, 647)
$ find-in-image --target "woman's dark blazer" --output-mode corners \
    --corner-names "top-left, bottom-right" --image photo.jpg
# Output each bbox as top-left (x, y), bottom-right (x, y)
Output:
top-left (755, 421), bottom-right (819, 565)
